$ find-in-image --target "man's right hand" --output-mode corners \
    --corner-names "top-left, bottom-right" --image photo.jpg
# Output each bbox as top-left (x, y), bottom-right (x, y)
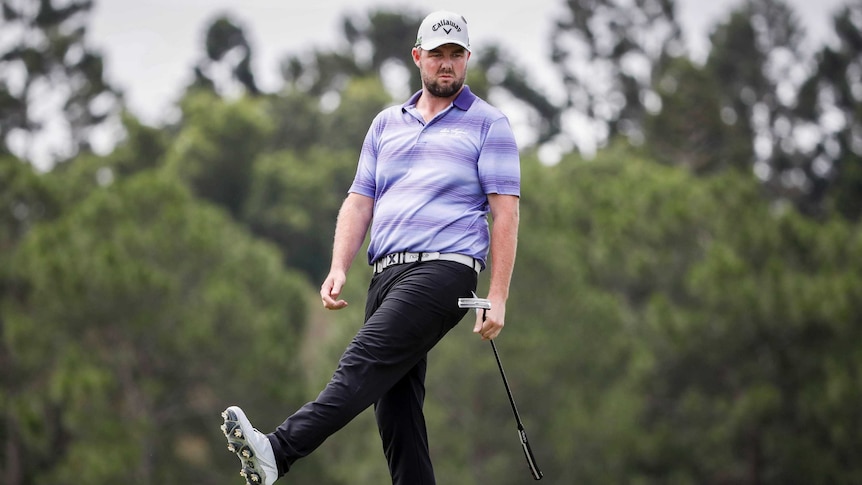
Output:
top-left (320, 270), bottom-right (349, 310)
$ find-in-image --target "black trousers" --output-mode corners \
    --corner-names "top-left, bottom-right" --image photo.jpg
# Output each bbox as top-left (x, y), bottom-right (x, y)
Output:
top-left (268, 260), bottom-right (477, 484)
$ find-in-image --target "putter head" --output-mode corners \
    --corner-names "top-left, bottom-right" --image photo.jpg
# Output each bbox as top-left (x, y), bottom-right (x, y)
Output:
top-left (458, 297), bottom-right (491, 310)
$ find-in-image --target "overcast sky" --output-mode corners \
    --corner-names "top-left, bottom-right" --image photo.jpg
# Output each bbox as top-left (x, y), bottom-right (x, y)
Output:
top-left (88, 0), bottom-right (851, 125)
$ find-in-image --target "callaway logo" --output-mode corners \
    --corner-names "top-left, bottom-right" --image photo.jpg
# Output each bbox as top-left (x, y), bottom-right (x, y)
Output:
top-left (432, 19), bottom-right (461, 35)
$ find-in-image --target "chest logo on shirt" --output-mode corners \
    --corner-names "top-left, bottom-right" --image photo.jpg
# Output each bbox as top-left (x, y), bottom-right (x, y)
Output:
top-left (440, 127), bottom-right (468, 137)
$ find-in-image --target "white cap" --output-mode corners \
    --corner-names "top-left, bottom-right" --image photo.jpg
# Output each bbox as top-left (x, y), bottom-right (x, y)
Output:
top-left (414, 11), bottom-right (471, 52)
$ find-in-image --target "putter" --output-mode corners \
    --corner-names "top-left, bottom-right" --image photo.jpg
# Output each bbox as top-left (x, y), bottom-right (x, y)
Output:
top-left (458, 294), bottom-right (543, 480)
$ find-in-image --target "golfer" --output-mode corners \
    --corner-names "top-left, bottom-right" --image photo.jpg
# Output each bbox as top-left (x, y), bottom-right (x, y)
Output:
top-left (221, 10), bottom-right (520, 485)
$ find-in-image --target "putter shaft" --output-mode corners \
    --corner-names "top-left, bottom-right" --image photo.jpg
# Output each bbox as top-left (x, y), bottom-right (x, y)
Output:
top-left (459, 295), bottom-right (543, 480)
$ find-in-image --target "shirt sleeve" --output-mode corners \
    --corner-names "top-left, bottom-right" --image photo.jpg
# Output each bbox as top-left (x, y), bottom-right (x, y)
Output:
top-left (348, 116), bottom-right (380, 198)
top-left (478, 116), bottom-right (520, 196)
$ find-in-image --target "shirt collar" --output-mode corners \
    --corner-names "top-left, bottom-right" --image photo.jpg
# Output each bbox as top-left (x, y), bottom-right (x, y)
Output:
top-left (402, 85), bottom-right (476, 112)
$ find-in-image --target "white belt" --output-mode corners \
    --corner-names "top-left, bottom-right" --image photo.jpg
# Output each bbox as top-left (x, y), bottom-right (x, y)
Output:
top-left (373, 252), bottom-right (481, 274)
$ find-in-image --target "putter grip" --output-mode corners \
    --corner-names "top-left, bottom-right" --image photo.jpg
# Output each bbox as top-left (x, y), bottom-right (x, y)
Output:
top-left (520, 429), bottom-right (543, 480)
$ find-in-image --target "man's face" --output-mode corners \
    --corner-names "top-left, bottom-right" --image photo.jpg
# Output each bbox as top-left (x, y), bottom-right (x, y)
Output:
top-left (412, 44), bottom-right (470, 98)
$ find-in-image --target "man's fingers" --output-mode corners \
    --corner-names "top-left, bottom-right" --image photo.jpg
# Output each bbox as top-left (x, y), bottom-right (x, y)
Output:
top-left (320, 274), bottom-right (348, 310)
top-left (323, 299), bottom-right (349, 310)
top-left (321, 289), bottom-right (348, 309)
top-left (481, 324), bottom-right (501, 340)
top-left (473, 313), bottom-right (503, 340)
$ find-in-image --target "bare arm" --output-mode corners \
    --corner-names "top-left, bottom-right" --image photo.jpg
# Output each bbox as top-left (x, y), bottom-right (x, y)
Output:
top-left (320, 193), bottom-right (374, 309)
top-left (474, 193), bottom-right (519, 340)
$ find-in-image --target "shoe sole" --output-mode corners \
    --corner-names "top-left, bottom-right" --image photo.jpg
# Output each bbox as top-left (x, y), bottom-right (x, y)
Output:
top-left (221, 408), bottom-right (270, 485)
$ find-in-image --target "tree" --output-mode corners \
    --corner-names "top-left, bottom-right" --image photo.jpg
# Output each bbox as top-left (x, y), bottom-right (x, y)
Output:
top-left (2, 172), bottom-right (311, 484)
top-left (0, 0), bottom-right (121, 166)
top-left (191, 14), bottom-right (260, 96)
top-left (266, 88), bottom-right (327, 152)
top-left (164, 91), bottom-right (272, 217)
top-left (281, 9), bottom-right (418, 98)
top-left (42, 112), bottom-right (171, 209)
top-left (242, 147), bottom-right (359, 282)
top-left (635, 178), bottom-right (862, 484)
top-left (0, 155), bottom-right (60, 485)
top-left (705, 0), bottom-right (816, 211)
top-left (474, 46), bottom-right (563, 145)
top-left (550, 0), bottom-right (683, 151)
top-left (644, 56), bottom-right (752, 173)
top-left (798, 1), bottom-right (862, 220)
top-left (0, 155), bottom-right (60, 253)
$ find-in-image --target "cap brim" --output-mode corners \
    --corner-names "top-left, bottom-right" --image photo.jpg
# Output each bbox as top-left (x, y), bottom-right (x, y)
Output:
top-left (418, 39), bottom-right (471, 52)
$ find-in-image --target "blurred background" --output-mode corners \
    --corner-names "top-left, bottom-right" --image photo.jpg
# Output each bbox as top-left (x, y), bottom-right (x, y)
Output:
top-left (1, 0), bottom-right (861, 483)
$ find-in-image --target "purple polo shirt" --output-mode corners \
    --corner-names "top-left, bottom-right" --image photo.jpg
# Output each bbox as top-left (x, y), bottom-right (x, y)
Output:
top-left (349, 86), bottom-right (520, 268)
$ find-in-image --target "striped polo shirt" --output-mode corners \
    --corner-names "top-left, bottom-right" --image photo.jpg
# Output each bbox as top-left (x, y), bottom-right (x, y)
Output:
top-left (349, 85), bottom-right (520, 268)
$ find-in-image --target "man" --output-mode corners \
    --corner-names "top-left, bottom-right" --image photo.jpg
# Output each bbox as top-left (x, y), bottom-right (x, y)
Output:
top-left (221, 10), bottom-right (520, 485)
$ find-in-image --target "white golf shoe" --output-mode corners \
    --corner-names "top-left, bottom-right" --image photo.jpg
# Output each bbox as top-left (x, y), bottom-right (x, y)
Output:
top-left (221, 406), bottom-right (278, 485)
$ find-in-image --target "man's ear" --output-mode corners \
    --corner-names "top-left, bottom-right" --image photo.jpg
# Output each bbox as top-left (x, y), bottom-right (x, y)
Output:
top-left (411, 47), bottom-right (422, 66)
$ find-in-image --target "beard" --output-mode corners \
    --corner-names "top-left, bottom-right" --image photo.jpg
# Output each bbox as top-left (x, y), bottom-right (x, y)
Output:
top-left (422, 70), bottom-right (466, 98)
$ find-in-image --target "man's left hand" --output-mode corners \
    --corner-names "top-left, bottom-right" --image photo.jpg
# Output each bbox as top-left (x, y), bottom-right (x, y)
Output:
top-left (473, 299), bottom-right (505, 340)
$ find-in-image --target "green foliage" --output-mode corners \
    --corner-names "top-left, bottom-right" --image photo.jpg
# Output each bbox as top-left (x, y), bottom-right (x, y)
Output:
top-left (550, 0), bottom-right (682, 144)
top-left (242, 147), bottom-right (357, 282)
top-left (0, 156), bottom-right (62, 485)
top-left (704, 0), bottom-right (828, 216)
top-left (165, 91), bottom-right (273, 217)
top-left (0, 155), bottom-right (61, 252)
top-left (281, 9), bottom-right (420, 97)
top-left (3, 2), bottom-right (862, 485)
top-left (803, 2), bottom-right (862, 220)
top-left (2, 172), bottom-right (310, 484)
top-left (43, 112), bottom-right (171, 209)
top-left (267, 89), bottom-right (327, 152)
top-left (267, 75), bottom-right (392, 153)
top-left (638, 191), bottom-right (862, 483)
top-left (646, 57), bottom-right (753, 173)
top-left (0, 0), bottom-right (121, 163)
top-left (512, 145), bottom-right (862, 484)
top-left (107, 113), bottom-right (172, 177)
top-left (501, 148), bottom-right (711, 483)
top-left (192, 14), bottom-right (260, 95)
top-left (323, 76), bottom-right (393, 150)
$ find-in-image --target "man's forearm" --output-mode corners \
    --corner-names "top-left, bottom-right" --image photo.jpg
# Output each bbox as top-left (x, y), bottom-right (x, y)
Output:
top-left (487, 195), bottom-right (519, 302)
top-left (330, 193), bottom-right (374, 273)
